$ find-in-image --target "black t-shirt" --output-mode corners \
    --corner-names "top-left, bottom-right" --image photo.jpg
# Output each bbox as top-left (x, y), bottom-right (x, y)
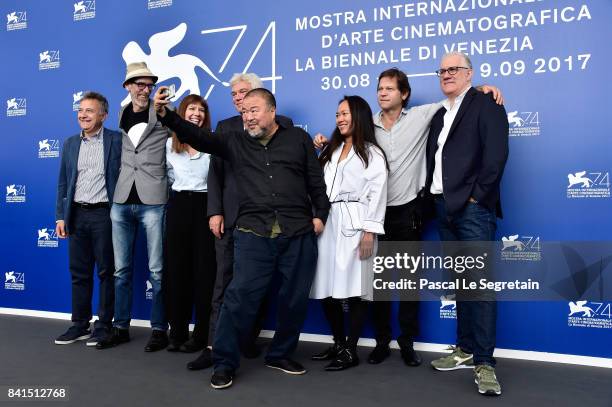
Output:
top-left (120, 104), bottom-right (149, 204)
top-left (120, 104), bottom-right (149, 133)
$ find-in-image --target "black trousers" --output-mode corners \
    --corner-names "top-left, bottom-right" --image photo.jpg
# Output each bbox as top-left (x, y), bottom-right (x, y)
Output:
top-left (372, 198), bottom-right (422, 350)
top-left (207, 227), bottom-right (270, 348)
top-left (68, 206), bottom-right (114, 329)
top-left (212, 230), bottom-right (318, 371)
top-left (164, 191), bottom-right (216, 345)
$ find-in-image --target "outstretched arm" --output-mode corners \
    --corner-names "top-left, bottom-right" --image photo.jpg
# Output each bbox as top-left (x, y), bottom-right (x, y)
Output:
top-left (155, 87), bottom-right (231, 159)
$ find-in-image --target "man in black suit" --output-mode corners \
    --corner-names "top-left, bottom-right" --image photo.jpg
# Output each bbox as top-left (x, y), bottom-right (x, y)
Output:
top-left (187, 73), bottom-right (293, 371)
top-left (425, 52), bottom-right (508, 396)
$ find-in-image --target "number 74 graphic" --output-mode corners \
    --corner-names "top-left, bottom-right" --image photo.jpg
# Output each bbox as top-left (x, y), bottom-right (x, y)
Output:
top-left (201, 21), bottom-right (282, 98)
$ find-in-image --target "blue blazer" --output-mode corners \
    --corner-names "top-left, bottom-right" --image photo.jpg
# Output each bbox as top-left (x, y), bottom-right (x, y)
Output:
top-left (425, 87), bottom-right (509, 217)
top-left (55, 128), bottom-right (122, 232)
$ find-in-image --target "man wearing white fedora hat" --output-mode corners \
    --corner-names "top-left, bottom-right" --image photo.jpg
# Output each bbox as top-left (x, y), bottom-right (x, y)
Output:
top-left (97, 62), bottom-right (171, 352)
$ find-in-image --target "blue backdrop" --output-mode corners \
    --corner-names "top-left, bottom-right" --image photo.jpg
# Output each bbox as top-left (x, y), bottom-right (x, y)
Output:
top-left (1, 0), bottom-right (611, 360)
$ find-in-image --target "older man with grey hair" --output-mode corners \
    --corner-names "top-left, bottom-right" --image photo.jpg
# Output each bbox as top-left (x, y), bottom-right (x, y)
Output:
top-left (426, 51), bottom-right (508, 396)
top-left (186, 73), bottom-right (293, 371)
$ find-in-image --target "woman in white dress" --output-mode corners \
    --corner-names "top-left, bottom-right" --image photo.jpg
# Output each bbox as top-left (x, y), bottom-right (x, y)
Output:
top-left (310, 95), bottom-right (388, 371)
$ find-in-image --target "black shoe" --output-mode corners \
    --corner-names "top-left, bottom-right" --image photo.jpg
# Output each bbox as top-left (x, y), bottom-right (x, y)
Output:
top-left (210, 370), bottom-right (234, 389)
top-left (180, 338), bottom-right (206, 353)
top-left (86, 327), bottom-right (110, 347)
top-left (96, 327), bottom-right (130, 349)
top-left (166, 340), bottom-right (185, 352)
top-left (325, 348), bottom-right (359, 371)
top-left (144, 330), bottom-right (169, 352)
top-left (367, 345), bottom-right (390, 364)
top-left (54, 326), bottom-right (91, 345)
top-left (167, 329), bottom-right (187, 352)
top-left (187, 348), bottom-right (213, 371)
top-left (265, 358), bottom-right (307, 375)
top-left (242, 343), bottom-right (261, 359)
top-left (311, 342), bottom-right (345, 361)
top-left (400, 348), bottom-right (422, 367)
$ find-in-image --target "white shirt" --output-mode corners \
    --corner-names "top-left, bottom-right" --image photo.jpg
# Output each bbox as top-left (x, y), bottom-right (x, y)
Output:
top-left (373, 102), bottom-right (442, 206)
top-left (165, 138), bottom-right (210, 192)
top-left (430, 86), bottom-right (471, 195)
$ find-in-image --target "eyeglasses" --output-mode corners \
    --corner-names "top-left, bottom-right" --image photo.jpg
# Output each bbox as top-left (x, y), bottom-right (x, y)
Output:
top-left (132, 82), bottom-right (156, 91)
top-left (435, 66), bottom-right (470, 77)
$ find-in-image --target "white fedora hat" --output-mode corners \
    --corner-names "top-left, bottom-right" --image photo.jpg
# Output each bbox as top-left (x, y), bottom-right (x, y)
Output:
top-left (123, 62), bottom-right (158, 87)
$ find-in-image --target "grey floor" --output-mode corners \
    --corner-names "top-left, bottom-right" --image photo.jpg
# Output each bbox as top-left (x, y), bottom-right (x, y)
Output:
top-left (1, 315), bottom-right (611, 407)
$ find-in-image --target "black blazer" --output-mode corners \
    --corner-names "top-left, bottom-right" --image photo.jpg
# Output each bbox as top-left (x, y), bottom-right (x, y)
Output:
top-left (207, 114), bottom-right (294, 229)
top-left (425, 87), bottom-right (508, 217)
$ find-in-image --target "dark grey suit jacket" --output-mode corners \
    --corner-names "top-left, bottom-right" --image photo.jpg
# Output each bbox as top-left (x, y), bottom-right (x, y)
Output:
top-left (425, 87), bottom-right (509, 217)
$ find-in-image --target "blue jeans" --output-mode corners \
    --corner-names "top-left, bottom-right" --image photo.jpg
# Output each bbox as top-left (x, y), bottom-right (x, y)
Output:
top-left (435, 197), bottom-right (497, 367)
top-left (212, 230), bottom-right (318, 372)
top-left (110, 203), bottom-right (167, 331)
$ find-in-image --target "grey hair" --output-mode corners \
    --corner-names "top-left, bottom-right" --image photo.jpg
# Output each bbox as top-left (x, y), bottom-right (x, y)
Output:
top-left (229, 73), bottom-right (263, 89)
top-left (81, 91), bottom-right (109, 113)
top-left (441, 51), bottom-right (473, 69)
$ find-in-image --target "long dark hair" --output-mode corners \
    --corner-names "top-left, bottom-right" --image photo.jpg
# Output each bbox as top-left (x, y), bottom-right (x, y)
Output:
top-left (319, 95), bottom-right (387, 169)
top-left (172, 94), bottom-right (211, 153)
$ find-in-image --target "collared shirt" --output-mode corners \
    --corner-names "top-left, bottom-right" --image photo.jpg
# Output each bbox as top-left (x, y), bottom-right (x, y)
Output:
top-left (430, 86), bottom-right (471, 194)
top-left (165, 138), bottom-right (210, 192)
top-left (373, 102), bottom-right (441, 206)
top-left (237, 133), bottom-right (282, 238)
top-left (74, 127), bottom-right (108, 204)
top-left (160, 110), bottom-right (330, 238)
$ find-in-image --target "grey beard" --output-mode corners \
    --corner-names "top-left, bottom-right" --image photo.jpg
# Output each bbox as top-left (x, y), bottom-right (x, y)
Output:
top-left (247, 129), bottom-right (266, 139)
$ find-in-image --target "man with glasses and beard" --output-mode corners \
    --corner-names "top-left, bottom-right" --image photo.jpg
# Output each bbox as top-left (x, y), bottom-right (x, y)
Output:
top-left (97, 62), bottom-right (171, 353)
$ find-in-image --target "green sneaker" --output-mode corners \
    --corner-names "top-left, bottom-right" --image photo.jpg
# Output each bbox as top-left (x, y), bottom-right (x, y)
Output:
top-left (431, 347), bottom-right (474, 371)
top-left (474, 365), bottom-right (502, 396)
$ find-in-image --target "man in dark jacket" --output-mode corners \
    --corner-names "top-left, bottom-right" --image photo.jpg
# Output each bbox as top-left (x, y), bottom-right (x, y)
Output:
top-left (54, 92), bottom-right (121, 347)
top-left (426, 52), bottom-right (508, 396)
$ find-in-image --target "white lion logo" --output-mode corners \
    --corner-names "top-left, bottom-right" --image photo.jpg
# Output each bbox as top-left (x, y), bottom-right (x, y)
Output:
top-left (39, 139), bottom-right (51, 151)
top-left (38, 228), bottom-right (51, 240)
top-left (440, 295), bottom-right (456, 310)
top-left (7, 98), bottom-right (18, 110)
top-left (567, 171), bottom-right (592, 188)
top-left (5, 271), bottom-right (16, 283)
top-left (6, 185), bottom-right (18, 196)
top-left (39, 51), bottom-right (51, 63)
top-left (501, 235), bottom-right (526, 251)
top-left (568, 301), bottom-right (594, 317)
top-left (74, 1), bottom-right (87, 13)
top-left (73, 91), bottom-right (83, 103)
top-left (146, 280), bottom-right (153, 291)
top-left (7, 12), bottom-right (19, 24)
top-left (121, 23), bottom-right (228, 105)
top-left (507, 111), bottom-right (524, 128)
